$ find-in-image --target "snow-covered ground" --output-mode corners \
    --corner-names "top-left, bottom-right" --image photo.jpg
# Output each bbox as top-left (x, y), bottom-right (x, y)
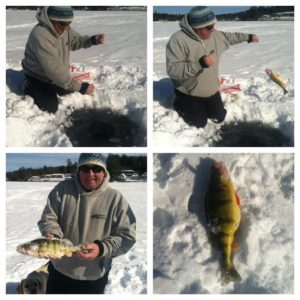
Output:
top-left (153, 153), bottom-right (294, 294)
top-left (153, 21), bottom-right (294, 146)
top-left (6, 181), bottom-right (147, 294)
top-left (6, 9), bottom-right (147, 147)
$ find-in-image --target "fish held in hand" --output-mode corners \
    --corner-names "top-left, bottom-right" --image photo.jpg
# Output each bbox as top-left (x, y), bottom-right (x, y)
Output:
top-left (265, 68), bottom-right (288, 95)
top-left (16, 238), bottom-right (81, 259)
top-left (205, 161), bottom-right (242, 285)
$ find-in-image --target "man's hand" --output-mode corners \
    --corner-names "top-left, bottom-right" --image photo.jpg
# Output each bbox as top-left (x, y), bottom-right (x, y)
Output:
top-left (45, 233), bottom-right (55, 239)
top-left (96, 34), bottom-right (105, 44)
top-left (203, 54), bottom-right (215, 67)
top-left (76, 243), bottom-right (100, 261)
top-left (251, 34), bottom-right (259, 43)
top-left (86, 84), bottom-right (95, 95)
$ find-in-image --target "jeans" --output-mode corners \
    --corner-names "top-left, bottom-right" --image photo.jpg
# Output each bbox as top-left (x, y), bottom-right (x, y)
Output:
top-left (173, 89), bottom-right (227, 128)
top-left (23, 74), bottom-right (70, 113)
top-left (46, 262), bottom-right (110, 294)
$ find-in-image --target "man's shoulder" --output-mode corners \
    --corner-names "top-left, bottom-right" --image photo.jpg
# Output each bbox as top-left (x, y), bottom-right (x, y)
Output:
top-left (170, 29), bottom-right (186, 40)
top-left (169, 29), bottom-right (195, 46)
top-left (105, 185), bottom-right (128, 203)
top-left (53, 178), bottom-right (76, 192)
top-left (105, 185), bottom-right (122, 197)
top-left (30, 24), bottom-right (55, 41)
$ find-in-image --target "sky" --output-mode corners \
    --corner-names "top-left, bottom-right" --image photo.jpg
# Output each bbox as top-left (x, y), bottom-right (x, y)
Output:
top-left (6, 153), bottom-right (146, 172)
top-left (6, 153), bottom-right (81, 172)
top-left (153, 6), bottom-right (251, 15)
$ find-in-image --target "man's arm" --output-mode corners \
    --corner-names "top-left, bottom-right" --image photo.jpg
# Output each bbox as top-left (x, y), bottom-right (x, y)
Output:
top-left (37, 188), bottom-right (64, 239)
top-left (166, 36), bottom-right (205, 82)
top-left (34, 37), bottom-right (93, 94)
top-left (68, 28), bottom-right (105, 50)
top-left (77, 197), bottom-right (136, 260)
top-left (219, 31), bottom-right (259, 46)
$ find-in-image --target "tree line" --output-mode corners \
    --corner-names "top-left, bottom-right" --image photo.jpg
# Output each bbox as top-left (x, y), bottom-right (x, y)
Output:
top-left (153, 6), bottom-right (294, 22)
top-left (6, 154), bottom-right (147, 182)
top-left (6, 6), bottom-right (146, 11)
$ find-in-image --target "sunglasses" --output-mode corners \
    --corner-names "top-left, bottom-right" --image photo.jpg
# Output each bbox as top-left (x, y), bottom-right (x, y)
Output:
top-left (79, 165), bottom-right (104, 174)
top-left (58, 21), bottom-right (71, 28)
top-left (204, 25), bottom-right (215, 31)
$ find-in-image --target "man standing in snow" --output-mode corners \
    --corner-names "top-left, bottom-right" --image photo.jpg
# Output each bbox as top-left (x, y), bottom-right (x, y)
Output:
top-left (38, 153), bottom-right (136, 294)
top-left (166, 6), bottom-right (259, 128)
top-left (22, 6), bottom-right (105, 113)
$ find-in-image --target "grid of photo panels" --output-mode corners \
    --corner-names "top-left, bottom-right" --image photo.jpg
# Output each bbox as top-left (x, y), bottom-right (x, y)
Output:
top-left (6, 5), bottom-right (147, 295)
top-left (5, 3), bottom-right (295, 297)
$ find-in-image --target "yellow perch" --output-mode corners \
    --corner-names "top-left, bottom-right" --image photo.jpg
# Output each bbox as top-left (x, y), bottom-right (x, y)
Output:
top-left (16, 238), bottom-right (81, 259)
top-left (265, 68), bottom-right (288, 95)
top-left (205, 161), bottom-right (242, 286)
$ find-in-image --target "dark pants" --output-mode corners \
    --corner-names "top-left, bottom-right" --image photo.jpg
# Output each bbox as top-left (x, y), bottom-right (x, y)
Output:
top-left (23, 75), bottom-right (70, 113)
top-left (46, 262), bottom-right (110, 294)
top-left (173, 89), bottom-right (227, 128)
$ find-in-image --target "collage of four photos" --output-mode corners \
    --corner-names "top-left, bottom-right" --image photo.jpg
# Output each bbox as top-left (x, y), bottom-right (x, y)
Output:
top-left (5, 4), bottom-right (295, 295)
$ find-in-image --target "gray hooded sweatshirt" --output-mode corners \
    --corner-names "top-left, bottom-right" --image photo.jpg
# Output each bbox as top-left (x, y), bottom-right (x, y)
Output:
top-left (166, 15), bottom-right (251, 98)
top-left (38, 171), bottom-right (136, 281)
top-left (22, 7), bottom-right (96, 92)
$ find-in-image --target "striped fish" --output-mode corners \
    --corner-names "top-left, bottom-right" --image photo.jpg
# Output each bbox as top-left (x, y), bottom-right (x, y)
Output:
top-left (16, 238), bottom-right (81, 259)
top-left (205, 161), bottom-right (242, 285)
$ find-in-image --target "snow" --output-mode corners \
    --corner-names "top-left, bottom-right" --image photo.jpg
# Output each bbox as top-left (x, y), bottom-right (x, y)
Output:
top-left (153, 153), bottom-right (294, 294)
top-left (153, 21), bottom-right (294, 146)
top-left (6, 181), bottom-right (147, 294)
top-left (6, 9), bottom-right (147, 147)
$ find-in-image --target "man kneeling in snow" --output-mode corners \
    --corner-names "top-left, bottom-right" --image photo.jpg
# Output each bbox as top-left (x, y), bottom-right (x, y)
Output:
top-left (166, 6), bottom-right (259, 128)
top-left (22, 6), bottom-right (105, 113)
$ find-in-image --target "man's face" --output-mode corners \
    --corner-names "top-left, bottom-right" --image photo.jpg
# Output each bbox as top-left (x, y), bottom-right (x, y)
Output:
top-left (51, 20), bottom-right (71, 35)
top-left (79, 165), bottom-right (106, 191)
top-left (194, 24), bottom-right (215, 40)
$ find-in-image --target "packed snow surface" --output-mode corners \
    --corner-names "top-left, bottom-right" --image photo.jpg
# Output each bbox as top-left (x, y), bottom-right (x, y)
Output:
top-left (153, 153), bottom-right (294, 293)
top-left (6, 9), bottom-right (147, 146)
top-left (153, 21), bottom-right (294, 146)
top-left (6, 181), bottom-right (147, 294)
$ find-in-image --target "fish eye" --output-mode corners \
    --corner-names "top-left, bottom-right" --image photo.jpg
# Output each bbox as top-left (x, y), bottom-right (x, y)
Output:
top-left (25, 284), bottom-right (29, 288)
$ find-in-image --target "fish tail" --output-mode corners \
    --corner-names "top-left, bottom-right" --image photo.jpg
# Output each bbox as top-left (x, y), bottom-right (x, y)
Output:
top-left (221, 266), bottom-right (242, 286)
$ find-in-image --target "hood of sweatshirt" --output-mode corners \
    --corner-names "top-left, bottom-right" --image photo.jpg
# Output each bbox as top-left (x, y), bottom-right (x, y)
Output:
top-left (179, 14), bottom-right (205, 43)
top-left (36, 6), bottom-right (61, 38)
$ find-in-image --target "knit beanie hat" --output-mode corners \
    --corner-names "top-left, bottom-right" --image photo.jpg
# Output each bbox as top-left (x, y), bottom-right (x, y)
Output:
top-left (47, 6), bottom-right (74, 22)
top-left (78, 153), bottom-right (107, 172)
top-left (188, 6), bottom-right (217, 29)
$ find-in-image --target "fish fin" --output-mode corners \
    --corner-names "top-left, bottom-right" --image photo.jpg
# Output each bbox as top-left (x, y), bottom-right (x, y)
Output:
top-left (235, 192), bottom-right (240, 206)
top-left (62, 239), bottom-right (74, 247)
top-left (231, 238), bottom-right (240, 251)
top-left (284, 89), bottom-right (288, 95)
top-left (221, 266), bottom-right (242, 286)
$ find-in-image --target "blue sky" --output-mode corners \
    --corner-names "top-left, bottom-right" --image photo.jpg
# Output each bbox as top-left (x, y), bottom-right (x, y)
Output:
top-left (6, 153), bottom-right (146, 172)
top-left (6, 154), bottom-right (80, 172)
top-left (154, 6), bottom-right (251, 15)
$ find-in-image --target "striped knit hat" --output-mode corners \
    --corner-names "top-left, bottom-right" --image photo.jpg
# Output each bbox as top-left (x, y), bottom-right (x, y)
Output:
top-left (188, 6), bottom-right (216, 29)
top-left (47, 6), bottom-right (74, 22)
top-left (78, 153), bottom-right (107, 172)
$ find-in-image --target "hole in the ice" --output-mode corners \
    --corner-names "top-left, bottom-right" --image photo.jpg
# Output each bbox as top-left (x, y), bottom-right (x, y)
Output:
top-left (64, 108), bottom-right (138, 147)
top-left (213, 121), bottom-right (292, 147)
